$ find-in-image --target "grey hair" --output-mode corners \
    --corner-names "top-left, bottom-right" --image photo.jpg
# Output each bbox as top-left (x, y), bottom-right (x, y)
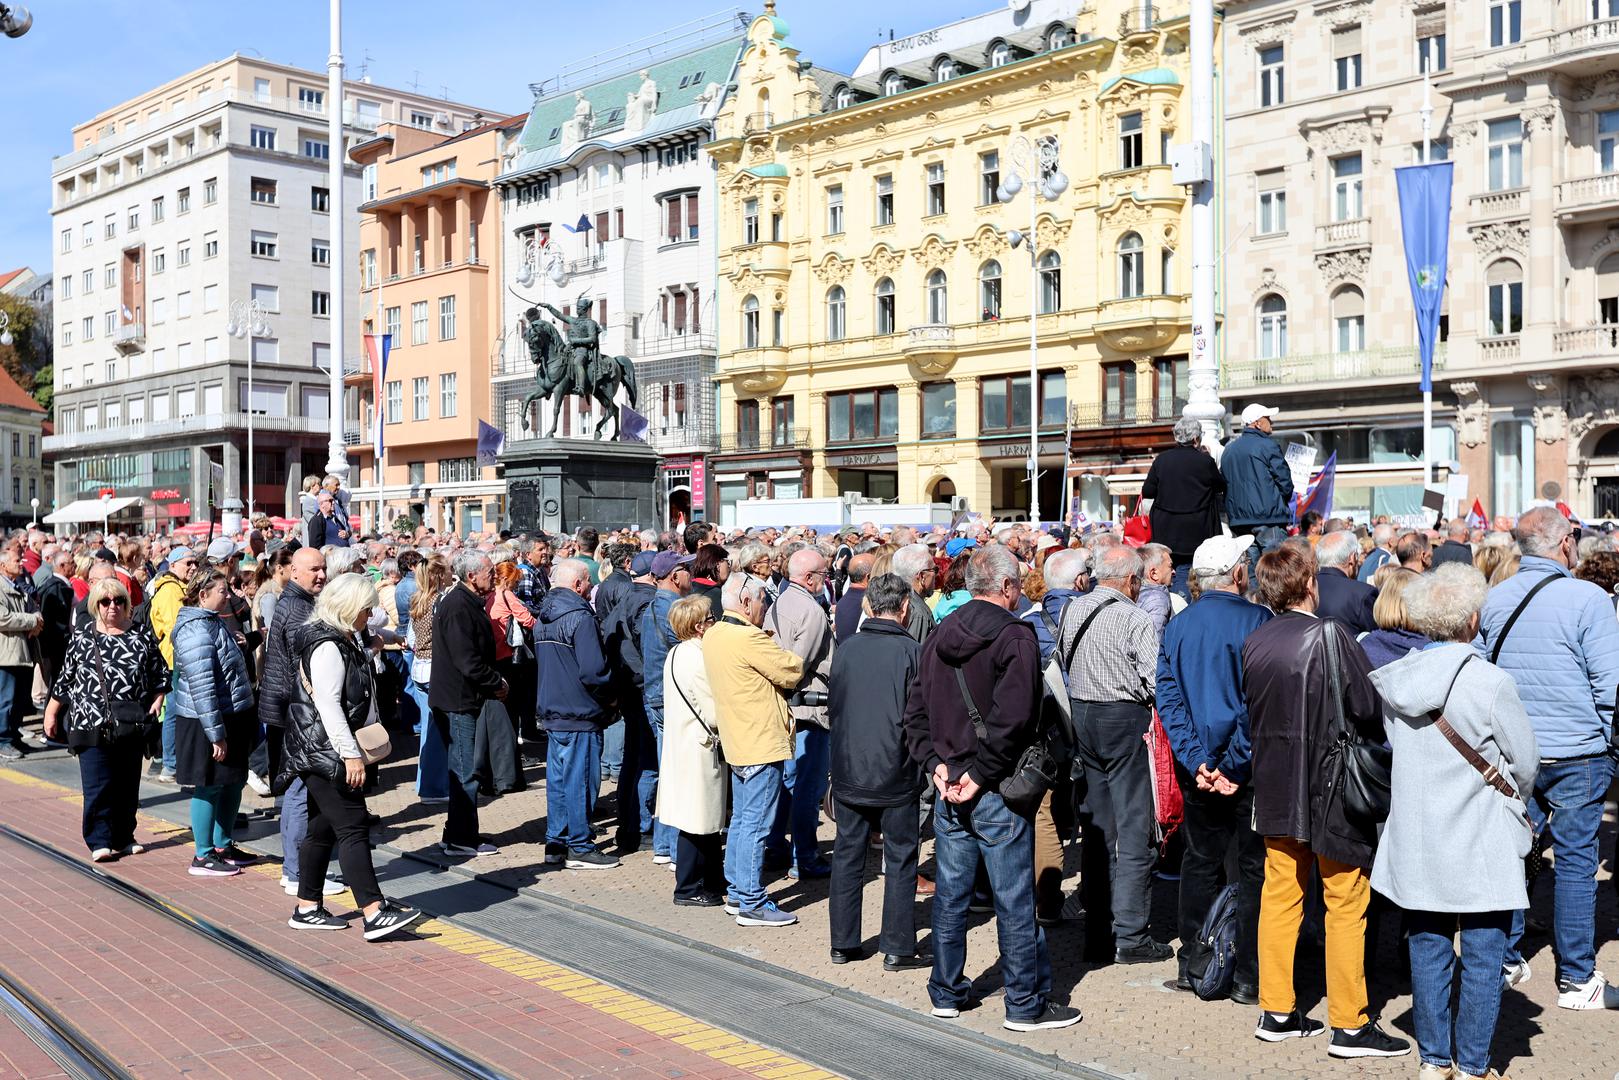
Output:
top-left (1448, 518), bottom-right (1471, 540)
top-left (1514, 506), bottom-right (1571, 559)
top-left (721, 570), bottom-right (766, 610)
top-left (1316, 530), bottom-right (1360, 569)
top-left (733, 541), bottom-right (769, 571)
top-left (638, 529), bottom-right (658, 547)
top-left (1093, 545), bottom-right (1143, 583)
top-left (489, 547), bottom-right (515, 565)
top-left (1139, 543), bottom-right (1173, 572)
top-left (325, 547), bottom-right (364, 576)
top-left (1172, 416), bottom-right (1203, 446)
top-left (864, 573), bottom-right (910, 617)
top-left (512, 538), bottom-right (534, 557)
top-left (891, 543), bottom-right (934, 583)
top-left (1372, 522), bottom-right (1395, 546)
top-left (378, 558), bottom-right (399, 579)
top-left (965, 544), bottom-right (1021, 596)
top-left (550, 558), bottom-right (589, 589)
top-left (1193, 563), bottom-right (1240, 591)
top-left (1404, 563), bottom-right (1489, 642)
top-left (1043, 548), bottom-right (1091, 590)
top-left (452, 550), bottom-right (492, 580)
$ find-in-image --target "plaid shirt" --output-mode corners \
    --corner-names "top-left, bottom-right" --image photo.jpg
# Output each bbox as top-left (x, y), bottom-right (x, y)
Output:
top-left (514, 560), bottom-right (548, 614)
top-left (1055, 585), bottom-right (1157, 706)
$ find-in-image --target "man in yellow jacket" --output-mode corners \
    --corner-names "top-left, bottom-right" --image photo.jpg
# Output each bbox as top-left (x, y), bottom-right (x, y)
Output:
top-left (147, 545), bottom-right (195, 783)
top-left (703, 572), bottom-right (803, 928)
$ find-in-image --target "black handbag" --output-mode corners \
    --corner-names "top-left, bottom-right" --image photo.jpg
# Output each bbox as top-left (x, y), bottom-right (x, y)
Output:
top-left (1321, 619), bottom-right (1391, 824)
top-left (83, 631), bottom-right (154, 745)
top-left (953, 666), bottom-right (1059, 815)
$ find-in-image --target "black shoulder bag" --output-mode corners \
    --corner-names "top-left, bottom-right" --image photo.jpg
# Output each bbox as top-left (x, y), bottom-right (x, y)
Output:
top-left (87, 632), bottom-right (154, 745)
top-left (1322, 618), bottom-right (1392, 824)
top-left (668, 642), bottom-right (724, 766)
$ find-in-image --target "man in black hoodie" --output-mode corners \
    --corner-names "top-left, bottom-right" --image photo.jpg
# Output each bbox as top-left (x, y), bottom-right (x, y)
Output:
top-left (903, 544), bottom-right (1081, 1034)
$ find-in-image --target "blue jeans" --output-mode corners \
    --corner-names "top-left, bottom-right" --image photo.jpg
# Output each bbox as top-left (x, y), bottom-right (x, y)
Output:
top-left (630, 702), bottom-right (675, 857)
top-left (435, 709), bottom-right (481, 847)
top-left (725, 762), bottom-right (785, 912)
top-left (280, 777), bottom-right (308, 882)
top-left (410, 680), bottom-right (447, 799)
top-left (767, 726), bottom-right (831, 871)
top-left (160, 671), bottom-right (178, 773)
top-left (1169, 563), bottom-right (1191, 602)
top-left (602, 718), bottom-right (625, 780)
top-left (1244, 525), bottom-right (1288, 580)
top-left (930, 790), bottom-right (1051, 1022)
top-left (546, 730), bottom-right (603, 852)
top-left (1505, 754), bottom-right (1615, 984)
top-left (190, 783), bottom-right (243, 857)
top-left (1408, 910), bottom-right (1511, 1077)
top-left (0, 665), bottom-right (29, 746)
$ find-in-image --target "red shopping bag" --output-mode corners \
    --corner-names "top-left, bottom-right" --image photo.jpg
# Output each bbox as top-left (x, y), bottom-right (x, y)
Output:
top-left (1145, 710), bottom-right (1183, 851)
top-left (1122, 496), bottom-right (1152, 548)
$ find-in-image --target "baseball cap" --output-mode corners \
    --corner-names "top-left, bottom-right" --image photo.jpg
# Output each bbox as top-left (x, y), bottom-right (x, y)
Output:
top-left (651, 550), bottom-right (695, 578)
top-left (1035, 534), bottom-right (1061, 551)
top-left (1191, 534), bottom-right (1255, 575)
top-left (167, 546), bottom-right (196, 564)
top-left (944, 537), bottom-right (978, 558)
top-left (630, 550), bottom-right (657, 576)
top-left (205, 537), bottom-right (240, 562)
top-left (1240, 403), bottom-right (1280, 426)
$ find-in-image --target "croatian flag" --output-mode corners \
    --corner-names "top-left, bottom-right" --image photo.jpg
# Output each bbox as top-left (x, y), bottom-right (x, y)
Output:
top-left (364, 333), bottom-right (392, 461)
top-left (1466, 498), bottom-right (1487, 531)
top-left (1295, 452), bottom-right (1338, 521)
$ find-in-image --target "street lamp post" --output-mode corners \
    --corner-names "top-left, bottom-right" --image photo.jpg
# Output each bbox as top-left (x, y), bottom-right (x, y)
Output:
top-left (324, 0), bottom-right (350, 485)
top-left (225, 298), bottom-right (273, 518)
top-left (512, 237), bottom-right (569, 433)
top-left (100, 492), bottom-right (111, 537)
top-left (0, 309), bottom-right (12, 347)
top-left (998, 135), bottom-right (1069, 526)
top-left (28, 497), bottom-right (37, 529)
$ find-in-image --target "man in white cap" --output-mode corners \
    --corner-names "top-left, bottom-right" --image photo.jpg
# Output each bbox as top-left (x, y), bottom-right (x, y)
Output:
top-left (1220, 404), bottom-right (1294, 569)
top-left (1153, 533), bottom-right (1271, 1001)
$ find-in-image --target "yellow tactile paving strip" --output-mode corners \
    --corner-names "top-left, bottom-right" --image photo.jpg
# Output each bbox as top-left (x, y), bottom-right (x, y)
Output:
top-left (1, 769), bottom-right (840, 1080)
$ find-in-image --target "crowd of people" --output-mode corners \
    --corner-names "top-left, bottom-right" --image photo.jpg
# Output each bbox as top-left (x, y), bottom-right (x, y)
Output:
top-left (8, 427), bottom-right (1619, 1072)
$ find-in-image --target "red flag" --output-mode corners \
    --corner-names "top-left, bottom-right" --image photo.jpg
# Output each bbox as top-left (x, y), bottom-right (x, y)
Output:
top-left (1466, 498), bottom-right (1487, 531)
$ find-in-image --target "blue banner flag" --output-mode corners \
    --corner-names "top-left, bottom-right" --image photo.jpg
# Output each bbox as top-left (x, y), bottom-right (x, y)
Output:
top-left (618, 405), bottom-right (649, 443)
top-left (476, 419), bottom-right (505, 467)
top-left (1395, 162), bottom-right (1453, 394)
top-left (561, 214), bottom-right (592, 234)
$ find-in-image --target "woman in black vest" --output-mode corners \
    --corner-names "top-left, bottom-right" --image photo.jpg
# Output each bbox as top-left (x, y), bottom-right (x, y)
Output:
top-left (283, 573), bottom-right (420, 941)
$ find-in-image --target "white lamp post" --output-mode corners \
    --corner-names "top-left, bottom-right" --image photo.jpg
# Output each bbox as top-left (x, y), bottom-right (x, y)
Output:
top-left (100, 491), bottom-right (111, 536)
top-left (225, 298), bottom-right (273, 518)
top-left (323, 0), bottom-right (350, 485)
top-left (28, 497), bottom-right (37, 529)
top-left (0, 309), bottom-right (12, 348)
top-left (998, 134), bottom-right (1069, 526)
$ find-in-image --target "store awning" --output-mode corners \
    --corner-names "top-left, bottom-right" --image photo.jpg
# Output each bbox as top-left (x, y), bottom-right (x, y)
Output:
top-left (43, 496), bottom-right (143, 525)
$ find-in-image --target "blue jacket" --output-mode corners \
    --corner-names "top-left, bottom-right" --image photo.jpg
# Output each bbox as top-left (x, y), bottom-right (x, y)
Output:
top-left (639, 588), bottom-right (681, 709)
top-left (1220, 428), bottom-right (1294, 528)
top-left (1475, 556), bottom-right (1619, 759)
top-left (169, 606), bottom-right (256, 742)
top-left (394, 574), bottom-right (418, 640)
top-left (1020, 588), bottom-right (1083, 665)
top-left (534, 586), bottom-right (613, 731)
top-left (1155, 589), bottom-right (1273, 784)
top-left (1357, 547), bottom-right (1392, 583)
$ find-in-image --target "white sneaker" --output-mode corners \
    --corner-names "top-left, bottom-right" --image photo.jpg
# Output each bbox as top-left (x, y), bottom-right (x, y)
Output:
top-left (1556, 972), bottom-right (1619, 1010)
top-left (440, 841), bottom-right (497, 857)
top-left (651, 853), bottom-right (672, 865)
top-left (90, 847), bottom-right (114, 862)
top-left (1501, 959), bottom-right (1530, 991)
top-left (280, 875), bottom-right (345, 897)
top-left (245, 771), bottom-right (273, 797)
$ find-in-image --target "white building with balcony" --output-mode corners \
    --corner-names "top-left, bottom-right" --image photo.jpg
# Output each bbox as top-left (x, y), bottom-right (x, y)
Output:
top-left (1222, 1), bottom-right (1619, 523)
top-left (494, 17), bottom-right (746, 526)
top-left (46, 55), bottom-right (491, 526)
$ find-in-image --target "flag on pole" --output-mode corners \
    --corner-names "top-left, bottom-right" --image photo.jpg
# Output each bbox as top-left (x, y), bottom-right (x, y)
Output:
top-left (476, 419), bottom-right (505, 467)
top-left (364, 333), bottom-right (392, 461)
top-left (1556, 500), bottom-right (1584, 527)
top-left (1295, 452), bottom-right (1338, 521)
top-left (1466, 498), bottom-right (1487, 531)
top-left (561, 214), bottom-right (592, 234)
top-left (1395, 162), bottom-right (1454, 393)
top-left (618, 405), bottom-right (649, 443)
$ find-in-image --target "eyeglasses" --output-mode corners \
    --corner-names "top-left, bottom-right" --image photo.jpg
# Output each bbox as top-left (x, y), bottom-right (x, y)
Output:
top-left (96, 597), bottom-right (128, 608)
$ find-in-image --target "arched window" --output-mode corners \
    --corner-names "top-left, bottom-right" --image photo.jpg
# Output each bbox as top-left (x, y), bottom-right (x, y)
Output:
top-left (1118, 232), bottom-right (1145, 299)
top-left (1486, 259), bottom-right (1523, 336)
top-left (742, 294), bottom-right (760, 349)
top-left (927, 269), bottom-right (949, 325)
top-left (979, 260), bottom-right (1002, 320)
top-left (826, 285), bottom-right (846, 341)
top-left (834, 85), bottom-right (854, 109)
top-left (1599, 252), bottom-right (1619, 325)
top-left (1258, 293), bottom-right (1288, 359)
top-left (883, 71), bottom-right (906, 96)
top-left (1331, 286), bottom-right (1365, 352)
top-left (756, 88), bottom-right (771, 124)
top-left (935, 57), bottom-right (957, 81)
top-left (1047, 25), bottom-right (1072, 50)
top-left (1038, 251), bottom-right (1062, 313)
top-left (875, 277), bottom-right (896, 334)
top-left (989, 41), bottom-right (1012, 67)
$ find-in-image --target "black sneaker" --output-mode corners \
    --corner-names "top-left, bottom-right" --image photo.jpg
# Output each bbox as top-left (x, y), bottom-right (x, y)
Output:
top-left (1115, 940), bottom-right (1174, 965)
top-left (1003, 1001), bottom-right (1082, 1032)
top-left (565, 848), bottom-right (621, 870)
top-left (1328, 1020), bottom-right (1411, 1059)
top-left (1254, 1010), bottom-right (1325, 1042)
top-left (673, 892), bottom-right (724, 908)
top-left (214, 844), bottom-right (258, 866)
top-left (288, 905), bottom-right (348, 931)
top-left (543, 842), bottom-right (566, 865)
top-left (188, 853), bottom-right (241, 877)
top-left (362, 900), bottom-right (422, 942)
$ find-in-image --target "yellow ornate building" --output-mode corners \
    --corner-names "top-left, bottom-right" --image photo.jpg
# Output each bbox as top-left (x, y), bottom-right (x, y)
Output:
top-left (708, 1), bottom-right (1207, 523)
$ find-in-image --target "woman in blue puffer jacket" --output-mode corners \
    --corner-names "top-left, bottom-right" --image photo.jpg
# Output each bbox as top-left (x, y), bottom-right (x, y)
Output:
top-left (171, 566), bottom-right (258, 878)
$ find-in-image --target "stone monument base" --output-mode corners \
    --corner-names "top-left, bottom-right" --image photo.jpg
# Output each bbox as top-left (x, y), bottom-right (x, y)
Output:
top-left (501, 437), bottom-right (660, 535)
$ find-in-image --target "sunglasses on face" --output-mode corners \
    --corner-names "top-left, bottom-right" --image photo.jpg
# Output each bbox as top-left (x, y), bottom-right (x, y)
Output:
top-left (97, 597), bottom-right (128, 608)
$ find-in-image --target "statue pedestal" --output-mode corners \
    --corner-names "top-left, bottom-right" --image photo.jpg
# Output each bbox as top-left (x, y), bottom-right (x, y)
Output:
top-left (501, 437), bottom-right (660, 535)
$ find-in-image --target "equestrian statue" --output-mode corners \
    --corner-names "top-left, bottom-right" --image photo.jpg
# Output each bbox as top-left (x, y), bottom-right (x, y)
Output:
top-left (519, 298), bottom-right (639, 440)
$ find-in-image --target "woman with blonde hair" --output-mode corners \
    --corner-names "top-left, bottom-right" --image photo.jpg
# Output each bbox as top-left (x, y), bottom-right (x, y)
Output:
top-left (1357, 566), bottom-right (1430, 670)
top-left (1474, 532), bottom-right (1520, 586)
top-left (657, 594), bottom-right (726, 907)
top-left (285, 573), bottom-right (420, 940)
top-left (407, 555), bottom-right (454, 800)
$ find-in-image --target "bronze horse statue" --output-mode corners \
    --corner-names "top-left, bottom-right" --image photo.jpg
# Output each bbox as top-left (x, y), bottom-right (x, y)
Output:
top-left (518, 306), bottom-right (639, 440)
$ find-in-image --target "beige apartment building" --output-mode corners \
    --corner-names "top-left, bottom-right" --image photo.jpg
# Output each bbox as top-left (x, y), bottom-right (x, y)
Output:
top-left (1222, 0), bottom-right (1619, 522)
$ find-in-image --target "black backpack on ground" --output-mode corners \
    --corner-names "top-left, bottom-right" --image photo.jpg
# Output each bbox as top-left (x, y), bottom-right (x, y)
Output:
top-left (1187, 882), bottom-right (1240, 1001)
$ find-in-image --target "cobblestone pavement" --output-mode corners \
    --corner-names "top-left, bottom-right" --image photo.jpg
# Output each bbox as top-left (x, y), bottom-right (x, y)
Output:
top-left (305, 741), bottom-right (1619, 1080)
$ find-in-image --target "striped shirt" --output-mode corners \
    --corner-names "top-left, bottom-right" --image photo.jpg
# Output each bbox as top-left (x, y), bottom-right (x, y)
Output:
top-left (1056, 585), bottom-right (1157, 706)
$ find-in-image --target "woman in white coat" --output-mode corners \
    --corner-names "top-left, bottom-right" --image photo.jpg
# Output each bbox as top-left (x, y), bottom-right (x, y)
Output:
top-left (656, 594), bottom-right (727, 907)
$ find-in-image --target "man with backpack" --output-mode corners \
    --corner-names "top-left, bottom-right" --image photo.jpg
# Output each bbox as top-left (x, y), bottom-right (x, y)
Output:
top-left (145, 545), bottom-right (195, 784)
top-left (1154, 535), bottom-right (1271, 1003)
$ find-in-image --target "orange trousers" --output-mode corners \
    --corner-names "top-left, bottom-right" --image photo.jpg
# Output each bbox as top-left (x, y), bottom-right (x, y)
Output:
top-left (1258, 836), bottom-right (1371, 1030)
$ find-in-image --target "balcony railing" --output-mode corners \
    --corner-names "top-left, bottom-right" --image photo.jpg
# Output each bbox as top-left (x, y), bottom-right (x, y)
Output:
top-left (629, 332), bottom-right (716, 358)
top-left (1556, 324), bottom-right (1619, 355)
top-left (111, 320), bottom-right (146, 352)
top-left (1552, 16), bottom-right (1619, 57)
top-left (1119, 4), bottom-right (1159, 34)
top-left (1315, 218), bottom-right (1370, 249)
top-left (742, 112), bottom-right (774, 135)
top-left (569, 250), bottom-right (607, 275)
top-left (1222, 345), bottom-right (1448, 391)
top-left (1556, 173), bottom-right (1619, 215)
top-left (1470, 188), bottom-right (1526, 217)
top-left (1477, 336), bottom-right (1520, 365)
top-left (1069, 401), bottom-right (1177, 428)
top-left (43, 412), bottom-right (329, 452)
top-left (907, 324), bottom-right (955, 346)
top-left (718, 426), bottom-right (807, 453)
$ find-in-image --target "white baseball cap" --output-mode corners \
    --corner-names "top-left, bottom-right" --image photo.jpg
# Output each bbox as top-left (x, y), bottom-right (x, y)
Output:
top-left (1191, 533), bottom-right (1255, 575)
top-left (1240, 403), bottom-right (1280, 426)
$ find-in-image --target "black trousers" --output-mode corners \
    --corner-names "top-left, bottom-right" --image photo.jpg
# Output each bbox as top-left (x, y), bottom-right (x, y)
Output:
top-left (674, 831), bottom-right (724, 900)
top-left (1072, 700), bottom-right (1156, 953)
top-left (1174, 765), bottom-right (1263, 987)
top-left (78, 736), bottom-right (143, 851)
top-left (298, 772), bottom-right (383, 909)
top-left (829, 797), bottom-right (919, 957)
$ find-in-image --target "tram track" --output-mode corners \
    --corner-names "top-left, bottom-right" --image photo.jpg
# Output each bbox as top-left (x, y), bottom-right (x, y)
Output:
top-left (0, 823), bottom-right (512, 1080)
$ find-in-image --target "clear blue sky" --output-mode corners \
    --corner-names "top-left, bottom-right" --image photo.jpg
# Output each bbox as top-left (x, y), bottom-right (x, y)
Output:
top-left (0, 0), bottom-right (969, 275)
